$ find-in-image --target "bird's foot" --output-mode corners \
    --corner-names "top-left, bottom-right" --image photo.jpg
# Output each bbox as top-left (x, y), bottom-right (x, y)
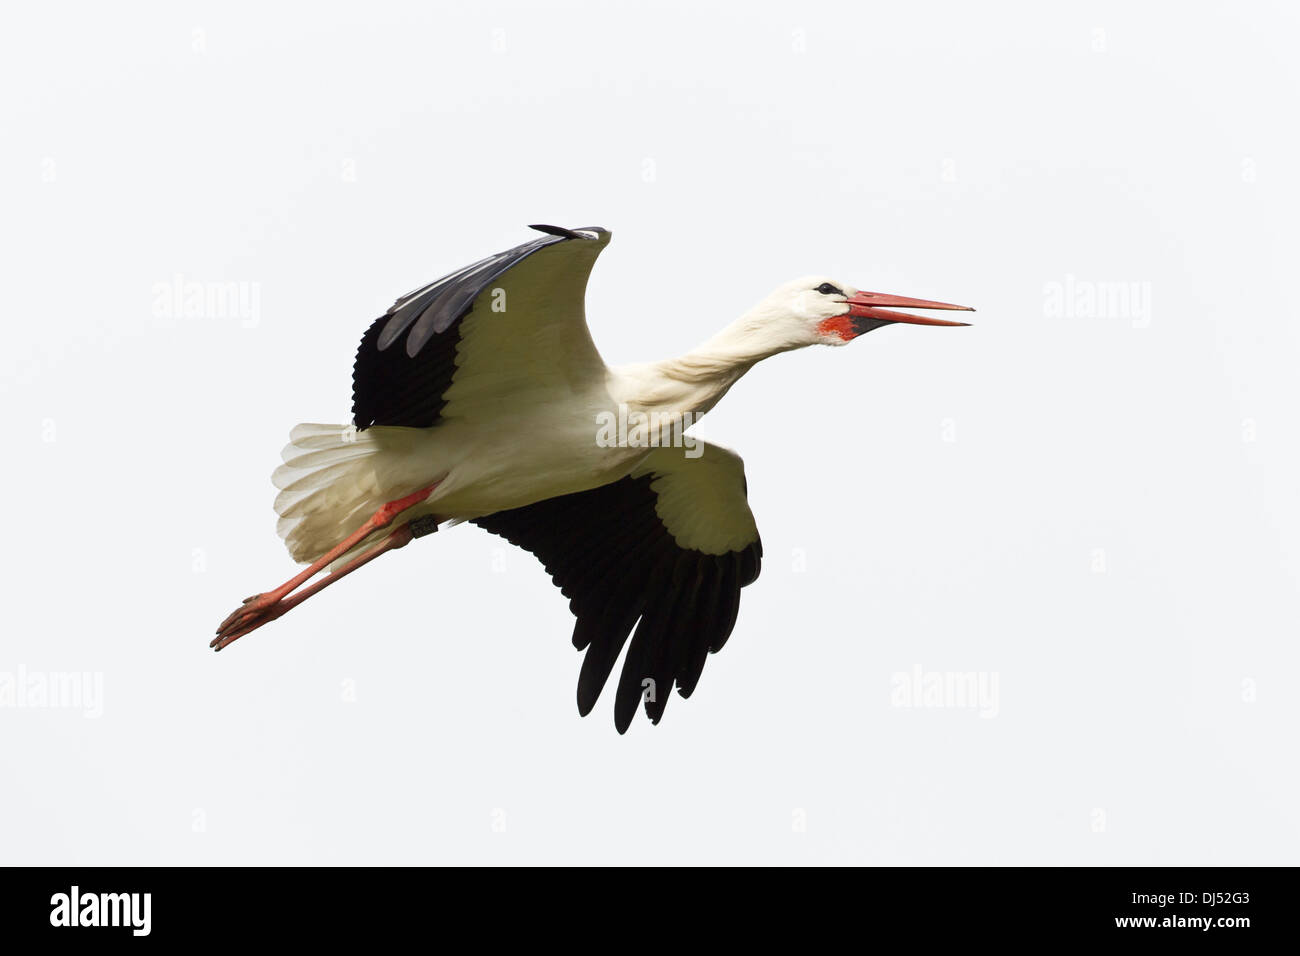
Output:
top-left (209, 510), bottom-right (437, 653)
top-left (207, 483), bottom-right (439, 654)
top-left (211, 593), bottom-right (288, 650)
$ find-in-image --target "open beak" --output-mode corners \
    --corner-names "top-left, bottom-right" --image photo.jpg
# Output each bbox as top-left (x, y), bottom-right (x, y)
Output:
top-left (846, 290), bottom-right (974, 330)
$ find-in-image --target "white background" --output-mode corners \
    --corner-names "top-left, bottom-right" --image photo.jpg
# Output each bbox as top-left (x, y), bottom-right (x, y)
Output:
top-left (2, 1), bottom-right (1297, 865)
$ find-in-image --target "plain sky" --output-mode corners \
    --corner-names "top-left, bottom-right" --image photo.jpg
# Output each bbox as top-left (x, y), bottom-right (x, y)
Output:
top-left (2, 1), bottom-right (1297, 864)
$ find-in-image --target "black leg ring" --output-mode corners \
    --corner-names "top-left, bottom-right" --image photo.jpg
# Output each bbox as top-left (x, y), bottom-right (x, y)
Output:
top-left (408, 515), bottom-right (440, 538)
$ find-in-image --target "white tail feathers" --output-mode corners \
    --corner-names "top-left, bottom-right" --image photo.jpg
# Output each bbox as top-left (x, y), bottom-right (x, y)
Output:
top-left (273, 423), bottom-right (393, 564)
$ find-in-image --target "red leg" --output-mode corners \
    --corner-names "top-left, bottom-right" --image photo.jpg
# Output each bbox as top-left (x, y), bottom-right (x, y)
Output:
top-left (212, 483), bottom-right (438, 650)
top-left (212, 519), bottom-right (422, 650)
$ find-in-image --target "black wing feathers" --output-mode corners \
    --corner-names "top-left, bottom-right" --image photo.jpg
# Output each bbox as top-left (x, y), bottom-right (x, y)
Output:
top-left (351, 226), bottom-right (595, 430)
top-left (472, 474), bottom-right (762, 733)
top-left (351, 311), bottom-right (456, 429)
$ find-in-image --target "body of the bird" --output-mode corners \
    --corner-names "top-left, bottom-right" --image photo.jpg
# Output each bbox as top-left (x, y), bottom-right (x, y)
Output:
top-left (277, 389), bottom-right (650, 557)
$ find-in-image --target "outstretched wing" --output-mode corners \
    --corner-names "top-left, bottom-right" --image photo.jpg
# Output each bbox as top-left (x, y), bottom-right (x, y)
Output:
top-left (473, 444), bottom-right (763, 733)
top-left (352, 225), bottom-right (610, 429)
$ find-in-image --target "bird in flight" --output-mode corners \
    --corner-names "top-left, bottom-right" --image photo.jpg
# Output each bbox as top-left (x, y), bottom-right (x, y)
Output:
top-left (213, 224), bottom-right (972, 732)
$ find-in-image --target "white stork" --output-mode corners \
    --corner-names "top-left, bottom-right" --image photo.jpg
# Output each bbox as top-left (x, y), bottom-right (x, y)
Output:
top-left (213, 225), bottom-right (972, 732)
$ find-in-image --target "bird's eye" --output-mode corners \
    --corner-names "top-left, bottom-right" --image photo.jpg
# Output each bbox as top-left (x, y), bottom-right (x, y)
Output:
top-left (816, 282), bottom-right (843, 296)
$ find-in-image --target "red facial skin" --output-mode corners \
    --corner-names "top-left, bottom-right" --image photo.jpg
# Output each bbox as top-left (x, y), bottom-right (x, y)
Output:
top-left (818, 314), bottom-right (857, 342)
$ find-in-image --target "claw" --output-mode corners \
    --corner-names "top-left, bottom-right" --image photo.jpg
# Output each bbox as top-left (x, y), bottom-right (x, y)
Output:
top-left (211, 595), bottom-right (287, 649)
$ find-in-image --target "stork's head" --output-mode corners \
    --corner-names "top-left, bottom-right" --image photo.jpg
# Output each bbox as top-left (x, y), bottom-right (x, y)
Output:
top-left (749, 276), bottom-right (973, 349)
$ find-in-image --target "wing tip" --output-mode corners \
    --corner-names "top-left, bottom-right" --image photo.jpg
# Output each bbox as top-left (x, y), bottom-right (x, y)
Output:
top-left (527, 223), bottom-right (607, 241)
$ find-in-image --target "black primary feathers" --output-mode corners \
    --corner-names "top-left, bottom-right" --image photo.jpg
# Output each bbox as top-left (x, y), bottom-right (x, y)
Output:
top-left (473, 473), bottom-right (762, 733)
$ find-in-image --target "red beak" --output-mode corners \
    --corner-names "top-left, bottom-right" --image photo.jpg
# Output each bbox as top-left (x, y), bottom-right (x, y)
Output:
top-left (846, 290), bottom-right (974, 327)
